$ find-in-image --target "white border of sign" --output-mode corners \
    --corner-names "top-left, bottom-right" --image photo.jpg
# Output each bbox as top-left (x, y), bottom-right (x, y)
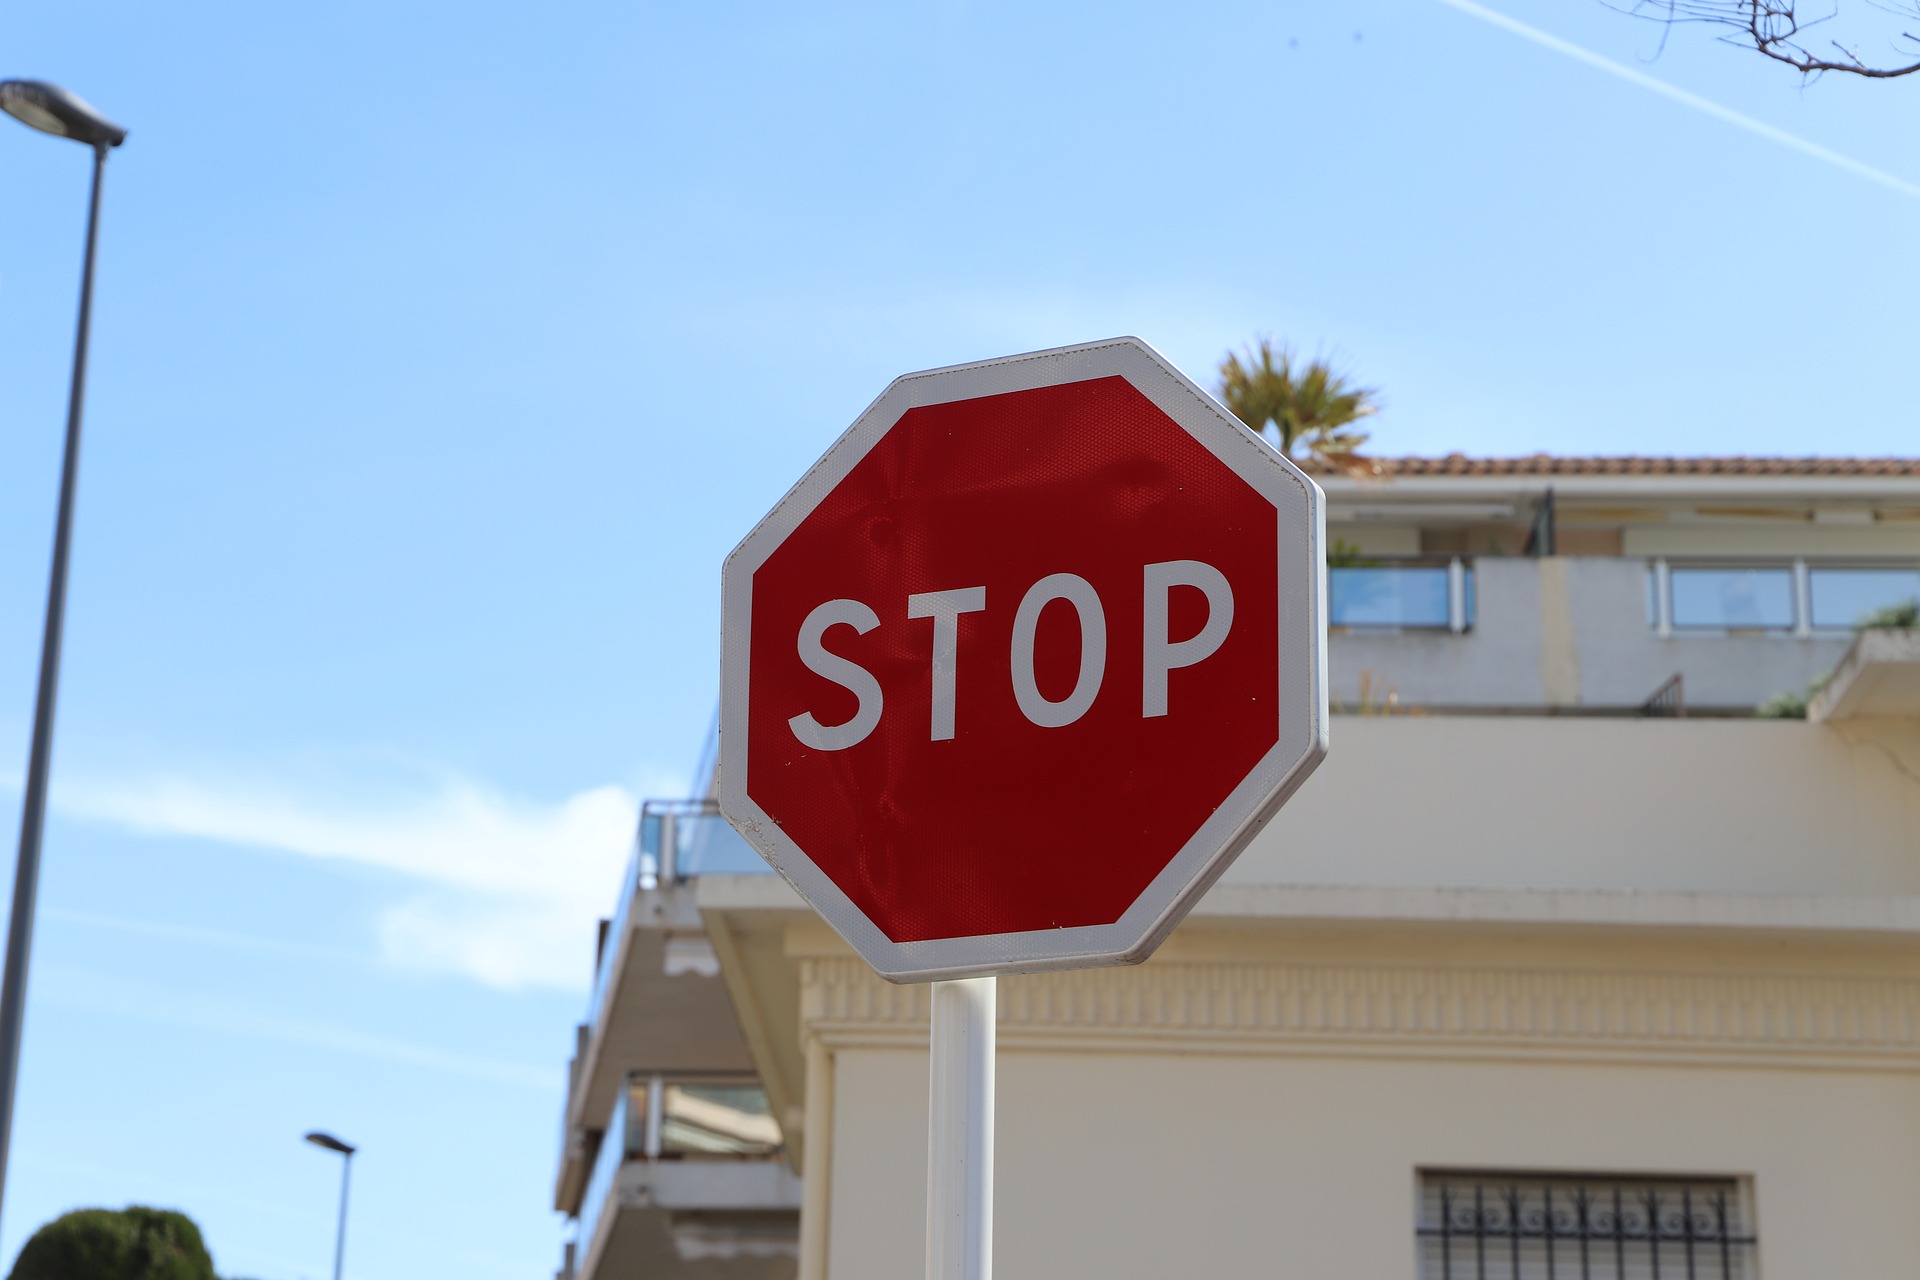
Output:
top-left (719, 336), bottom-right (1328, 983)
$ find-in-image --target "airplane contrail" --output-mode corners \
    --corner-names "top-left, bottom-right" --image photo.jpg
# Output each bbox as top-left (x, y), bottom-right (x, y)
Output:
top-left (1431, 0), bottom-right (1920, 202)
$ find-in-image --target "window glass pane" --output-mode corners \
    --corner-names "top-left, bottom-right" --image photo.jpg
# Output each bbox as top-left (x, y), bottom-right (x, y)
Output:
top-left (1330, 566), bottom-right (1450, 628)
top-left (1668, 567), bottom-right (1794, 630)
top-left (615, 1077), bottom-right (785, 1164)
top-left (662, 1083), bottom-right (782, 1156)
top-left (1809, 567), bottom-right (1920, 630)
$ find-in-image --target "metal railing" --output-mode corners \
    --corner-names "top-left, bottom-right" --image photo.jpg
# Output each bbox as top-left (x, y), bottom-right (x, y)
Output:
top-left (1641, 673), bottom-right (1686, 718)
top-left (1418, 1172), bottom-right (1755, 1279)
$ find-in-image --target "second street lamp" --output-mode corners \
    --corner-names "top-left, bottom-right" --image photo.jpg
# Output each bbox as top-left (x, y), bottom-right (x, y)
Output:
top-left (305, 1132), bottom-right (357, 1280)
top-left (0, 77), bottom-right (127, 1228)
top-left (0, 82), bottom-right (129, 148)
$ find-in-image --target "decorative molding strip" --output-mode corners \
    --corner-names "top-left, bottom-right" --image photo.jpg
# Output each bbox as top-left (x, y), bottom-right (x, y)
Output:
top-left (1191, 884), bottom-right (1920, 934)
top-left (698, 875), bottom-right (1920, 936)
top-left (800, 956), bottom-right (1920, 1069)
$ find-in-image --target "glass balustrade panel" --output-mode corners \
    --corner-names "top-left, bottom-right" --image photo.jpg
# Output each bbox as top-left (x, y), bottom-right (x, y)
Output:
top-left (576, 1086), bottom-right (635, 1257)
top-left (661, 1082), bottom-right (783, 1156)
top-left (675, 811), bottom-right (772, 878)
top-left (585, 842), bottom-right (644, 1021)
top-left (1330, 565), bottom-right (1452, 629)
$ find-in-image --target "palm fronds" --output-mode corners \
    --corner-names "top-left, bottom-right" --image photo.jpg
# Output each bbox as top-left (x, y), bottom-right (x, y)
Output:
top-left (1217, 338), bottom-right (1379, 471)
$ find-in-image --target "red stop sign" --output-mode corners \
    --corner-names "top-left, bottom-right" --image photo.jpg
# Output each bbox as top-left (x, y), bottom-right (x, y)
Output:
top-left (720, 338), bottom-right (1326, 982)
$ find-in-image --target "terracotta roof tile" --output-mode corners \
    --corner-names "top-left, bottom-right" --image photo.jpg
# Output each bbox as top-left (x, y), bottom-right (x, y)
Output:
top-left (1303, 454), bottom-right (1920, 478)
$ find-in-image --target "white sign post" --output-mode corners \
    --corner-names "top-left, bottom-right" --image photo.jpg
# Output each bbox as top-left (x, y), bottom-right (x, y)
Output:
top-left (926, 978), bottom-right (995, 1280)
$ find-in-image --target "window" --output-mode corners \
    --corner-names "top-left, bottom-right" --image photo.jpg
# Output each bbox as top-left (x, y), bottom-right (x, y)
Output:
top-left (1668, 567), bottom-right (1794, 631)
top-left (1808, 566), bottom-right (1920, 630)
top-left (1649, 560), bottom-right (1920, 635)
top-left (1329, 560), bottom-right (1473, 631)
top-left (1418, 1170), bottom-right (1755, 1279)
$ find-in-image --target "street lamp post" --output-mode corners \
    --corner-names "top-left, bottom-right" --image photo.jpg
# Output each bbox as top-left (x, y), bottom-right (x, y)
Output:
top-left (304, 1132), bottom-right (357, 1280)
top-left (0, 79), bottom-right (128, 1225)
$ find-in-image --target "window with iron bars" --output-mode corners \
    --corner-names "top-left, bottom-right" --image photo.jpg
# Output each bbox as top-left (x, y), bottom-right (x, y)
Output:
top-left (1417, 1170), bottom-right (1756, 1280)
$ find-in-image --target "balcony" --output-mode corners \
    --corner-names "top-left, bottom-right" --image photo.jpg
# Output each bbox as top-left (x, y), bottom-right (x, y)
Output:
top-left (556, 802), bottom-right (776, 1215)
top-left (1329, 556), bottom-right (1918, 713)
top-left (568, 1072), bottom-right (800, 1280)
top-left (1810, 626), bottom-right (1920, 722)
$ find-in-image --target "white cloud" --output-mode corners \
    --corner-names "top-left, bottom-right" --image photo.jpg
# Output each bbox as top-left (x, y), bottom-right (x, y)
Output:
top-left (378, 892), bottom-right (596, 992)
top-left (37, 961), bottom-right (556, 1090)
top-left (47, 767), bottom-right (666, 992)
top-left (44, 906), bottom-right (368, 966)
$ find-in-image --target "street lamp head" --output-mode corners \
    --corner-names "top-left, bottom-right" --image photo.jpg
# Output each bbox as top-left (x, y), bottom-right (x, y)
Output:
top-left (0, 80), bottom-right (126, 148)
top-left (304, 1131), bottom-right (357, 1157)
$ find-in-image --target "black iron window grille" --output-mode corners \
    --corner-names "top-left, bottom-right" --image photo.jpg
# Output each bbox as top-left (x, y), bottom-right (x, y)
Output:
top-left (1417, 1171), bottom-right (1756, 1280)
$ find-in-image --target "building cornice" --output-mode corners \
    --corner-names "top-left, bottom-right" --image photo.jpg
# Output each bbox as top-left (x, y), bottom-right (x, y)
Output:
top-left (1192, 884), bottom-right (1920, 934)
top-left (799, 954), bottom-right (1920, 1072)
top-left (700, 876), bottom-right (1920, 939)
top-left (1316, 472), bottom-right (1920, 505)
top-left (1312, 455), bottom-right (1920, 480)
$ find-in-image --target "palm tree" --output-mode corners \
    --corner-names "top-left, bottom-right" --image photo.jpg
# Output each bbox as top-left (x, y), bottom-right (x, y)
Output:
top-left (1216, 338), bottom-right (1379, 471)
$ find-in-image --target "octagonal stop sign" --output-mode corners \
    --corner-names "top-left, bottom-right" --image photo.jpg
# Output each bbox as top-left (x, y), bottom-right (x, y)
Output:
top-left (719, 337), bottom-right (1326, 982)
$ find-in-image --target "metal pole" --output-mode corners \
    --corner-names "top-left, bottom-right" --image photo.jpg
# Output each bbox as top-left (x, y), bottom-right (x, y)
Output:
top-left (925, 976), bottom-right (994, 1280)
top-left (0, 140), bottom-right (109, 1223)
top-left (332, 1151), bottom-right (352, 1280)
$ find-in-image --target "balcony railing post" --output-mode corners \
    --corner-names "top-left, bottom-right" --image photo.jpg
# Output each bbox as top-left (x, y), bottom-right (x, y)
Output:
top-left (638, 808), bottom-right (661, 890)
top-left (660, 811), bottom-right (678, 884)
top-left (644, 1073), bottom-right (665, 1160)
top-left (1447, 558), bottom-right (1466, 634)
top-left (1653, 559), bottom-right (1672, 638)
top-left (1792, 558), bottom-right (1813, 637)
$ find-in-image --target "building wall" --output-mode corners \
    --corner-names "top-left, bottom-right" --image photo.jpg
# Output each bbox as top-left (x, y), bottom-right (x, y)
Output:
top-left (1230, 716), bottom-right (1920, 897)
top-left (755, 714), bottom-right (1920, 1278)
top-left (571, 472), bottom-right (1920, 1280)
top-left (1329, 522), bottom-right (1422, 556)
top-left (1623, 520), bottom-right (1920, 559)
top-left (811, 947), bottom-right (1920, 1280)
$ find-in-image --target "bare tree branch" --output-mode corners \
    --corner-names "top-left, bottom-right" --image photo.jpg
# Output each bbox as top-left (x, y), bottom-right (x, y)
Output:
top-left (1611, 0), bottom-right (1920, 76)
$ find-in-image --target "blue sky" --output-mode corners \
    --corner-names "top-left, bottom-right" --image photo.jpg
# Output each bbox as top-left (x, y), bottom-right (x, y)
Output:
top-left (0, 0), bottom-right (1915, 1275)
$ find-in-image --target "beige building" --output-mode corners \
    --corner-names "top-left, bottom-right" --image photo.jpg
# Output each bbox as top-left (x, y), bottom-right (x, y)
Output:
top-left (555, 457), bottom-right (1920, 1280)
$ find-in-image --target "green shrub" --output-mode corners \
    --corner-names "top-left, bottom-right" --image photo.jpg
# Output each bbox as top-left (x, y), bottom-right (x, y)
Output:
top-left (1755, 689), bottom-right (1809, 719)
top-left (1857, 600), bottom-right (1919, 630)
top-left (8, 1207), bottom-right (215, 1280)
